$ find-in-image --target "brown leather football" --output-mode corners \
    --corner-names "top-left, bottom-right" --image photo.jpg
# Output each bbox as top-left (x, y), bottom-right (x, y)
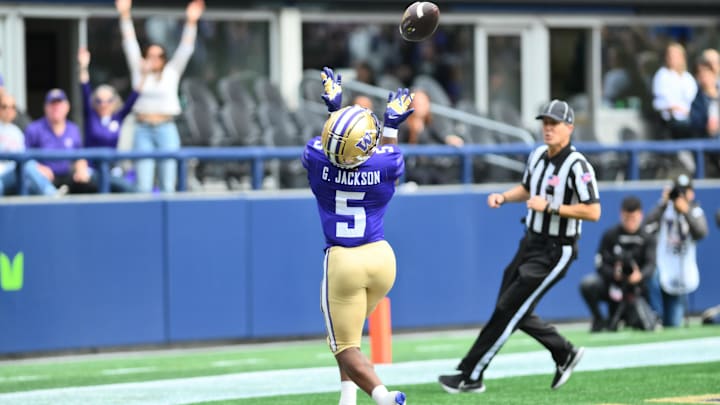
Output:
top-left (399, 2), bottom-right (440, 42)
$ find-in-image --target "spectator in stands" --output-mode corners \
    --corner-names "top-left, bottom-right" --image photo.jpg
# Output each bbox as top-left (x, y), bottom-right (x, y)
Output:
top-left (0, 72), bottom-right (33, 131)
top-left (399, 89), bottom-right (464, 185)
top-left (579, 196), bottom-right (656, 332)
top-left (116, 0), bottom-right (205, 193)
top-left (652, 42), bottom-right (698, 140)
top-left (702, 48), bottom-right (720, 80)
top-left (78, 47), bottom-right (143, 193)
top-left (25, 89), bottom-right (95, 193)
top-left (354, 60), bottom-right (376, 86)
top-left (0, 92), bottom-right (59, 196)
top-left (643, 173), bottom-right (708, 327)
top-left (689, 56), bottom-right (719, 139)
top-left (602, 46), bottom-right (632, 107)
top-left (688, 56), bottom-right (720, 177)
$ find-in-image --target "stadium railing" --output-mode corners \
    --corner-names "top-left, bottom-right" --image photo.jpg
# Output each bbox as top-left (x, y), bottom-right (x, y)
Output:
top-left (1, 139), bottom-right (719, 194)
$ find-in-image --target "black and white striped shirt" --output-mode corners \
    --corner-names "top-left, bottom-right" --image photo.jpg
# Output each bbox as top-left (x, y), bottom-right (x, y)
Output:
top-left (522, 144), bottom-right (600, 238)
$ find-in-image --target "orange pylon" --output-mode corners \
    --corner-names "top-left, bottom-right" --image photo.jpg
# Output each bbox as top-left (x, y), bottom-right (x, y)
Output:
top-left (368, 297), bottom-right (392, 364)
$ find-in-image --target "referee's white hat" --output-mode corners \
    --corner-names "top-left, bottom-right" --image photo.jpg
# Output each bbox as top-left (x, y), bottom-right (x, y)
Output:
top-left (536, 99), bottom-right (574, 124)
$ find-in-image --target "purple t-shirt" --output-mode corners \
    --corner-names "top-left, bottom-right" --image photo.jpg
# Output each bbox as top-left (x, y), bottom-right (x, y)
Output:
top-left (24, 118), bottom-right (82, 176)
top-left (81, 82), bottom-right (139, 148)
top-left (302, 136), bottom-right (405, 248)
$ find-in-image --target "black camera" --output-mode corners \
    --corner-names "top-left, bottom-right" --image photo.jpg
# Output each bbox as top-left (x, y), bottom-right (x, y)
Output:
top-left (668, 185), bottom-right (687, 201)
top-left (669, 174), bottom-right (692, 201)
top-left (617, 251), bottom-right (637, 276)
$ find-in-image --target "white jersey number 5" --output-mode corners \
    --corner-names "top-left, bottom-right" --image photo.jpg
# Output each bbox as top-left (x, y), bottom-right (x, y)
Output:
top-left (335, 190), bottom-right (366, 238)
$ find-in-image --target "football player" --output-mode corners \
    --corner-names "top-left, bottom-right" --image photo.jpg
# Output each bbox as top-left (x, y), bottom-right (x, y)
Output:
top-left (302, 67), bottom-right (413, 405)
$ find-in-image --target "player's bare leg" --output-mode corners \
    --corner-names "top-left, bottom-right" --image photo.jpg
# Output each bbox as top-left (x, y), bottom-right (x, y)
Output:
top-left (335, 348), bottom-right (381, 395)
top-left (335, 348), bottom-right (406, 405)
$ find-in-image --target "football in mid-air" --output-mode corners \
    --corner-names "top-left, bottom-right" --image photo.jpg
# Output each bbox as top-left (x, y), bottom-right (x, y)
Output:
top-left (399, 2), bottom-right (440, 42)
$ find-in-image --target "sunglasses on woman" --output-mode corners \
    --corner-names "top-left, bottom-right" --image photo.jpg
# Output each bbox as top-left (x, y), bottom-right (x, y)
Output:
top-left (93, 97), bottom-right (115, 105)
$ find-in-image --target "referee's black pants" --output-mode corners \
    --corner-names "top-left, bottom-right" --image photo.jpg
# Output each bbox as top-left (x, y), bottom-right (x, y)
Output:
top-left (458, 233), bottom-right (577, 381)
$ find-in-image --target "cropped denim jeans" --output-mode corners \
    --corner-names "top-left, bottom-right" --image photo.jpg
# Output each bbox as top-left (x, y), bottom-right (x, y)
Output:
top-left (133, 121), bottom-right (180, 193)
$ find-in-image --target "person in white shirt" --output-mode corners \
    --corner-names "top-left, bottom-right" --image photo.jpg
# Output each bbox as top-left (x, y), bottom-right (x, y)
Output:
top-left (116, 0), bottom-right (205, 193)
top-left (643, 174), bottom-right (708, 327)
top-left (652, 42), bottom-right (698, 139)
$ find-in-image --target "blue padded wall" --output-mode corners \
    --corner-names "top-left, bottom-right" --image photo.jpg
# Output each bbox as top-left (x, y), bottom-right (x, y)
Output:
top-left (165, 197), bottom-right (251, 341)
top-left (0, 184), bottom-right (718, 354)
top-left (0, 201), bottom-right (165, 353)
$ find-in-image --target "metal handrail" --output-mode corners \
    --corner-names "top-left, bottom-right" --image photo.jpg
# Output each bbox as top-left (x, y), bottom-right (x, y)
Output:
top-left (2, 139), bottom-right (720, 194)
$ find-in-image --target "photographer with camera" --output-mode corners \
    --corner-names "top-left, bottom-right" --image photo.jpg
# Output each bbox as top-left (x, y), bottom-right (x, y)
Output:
top-left (580, 196), bottom-right (657, 332)
top-left (644, 174), bottom-right (708, 327)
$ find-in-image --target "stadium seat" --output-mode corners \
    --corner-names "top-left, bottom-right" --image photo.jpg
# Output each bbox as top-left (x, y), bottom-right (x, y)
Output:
top-left (251, 77), bottom-right (312, 187)
top-left (253, 77), bottom-right (289, 111)
top-left (300, 70), bottom-right (325, 102)
top-left (181, 78), bottom-right (219, 112)
top-left (182, 103), bottom-right (224, 147)
top-left (217, 72), bottom-right (258, 111)
top-left (256, 103), bottom-right (302, 147)
top-left (293, 104), bottom-right (327, 141)
top-left (219, 103), bottom-right (262, 147)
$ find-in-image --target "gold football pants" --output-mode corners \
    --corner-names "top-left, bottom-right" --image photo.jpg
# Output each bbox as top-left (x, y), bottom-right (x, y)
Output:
top-left (321, 240), bottom-right (396, 354)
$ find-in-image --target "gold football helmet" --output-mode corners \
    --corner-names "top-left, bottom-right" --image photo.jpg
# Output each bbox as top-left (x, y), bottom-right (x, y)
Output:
top-left (321, 105), bottom-right (380, 169)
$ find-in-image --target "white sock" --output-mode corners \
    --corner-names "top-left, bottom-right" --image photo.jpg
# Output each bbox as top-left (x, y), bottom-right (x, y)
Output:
top-left (371, 385), bottom-right (389, 405)
top-left (372, 386), bottom-right (405, 405)
top-left (339, 381), bottom-right (357, 405)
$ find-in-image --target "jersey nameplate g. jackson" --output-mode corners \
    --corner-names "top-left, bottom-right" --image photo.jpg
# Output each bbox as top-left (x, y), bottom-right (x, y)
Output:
top-left (522, 144), bottom-right (600, 238)
top-left (302, 137), bottom-right (405, 248)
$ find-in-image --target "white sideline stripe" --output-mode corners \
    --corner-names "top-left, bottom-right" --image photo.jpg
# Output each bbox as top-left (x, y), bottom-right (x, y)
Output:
top-left (0, 376), bottom-right (43, 383)
top-left (100, 367), bottom-right (156, 376)
top-left (0, 337), bottom-right (718, 405)
top-left (211, 359), bottom-right (264, 367)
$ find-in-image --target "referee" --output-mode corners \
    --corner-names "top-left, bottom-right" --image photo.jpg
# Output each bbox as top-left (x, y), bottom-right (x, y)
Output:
top-left (439, 99), bottom-right (601, 394)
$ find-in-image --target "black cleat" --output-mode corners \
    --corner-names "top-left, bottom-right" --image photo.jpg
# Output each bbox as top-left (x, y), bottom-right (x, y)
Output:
top-left (590, 318), bottom-right (606, 333)
top-left (551, 346), bottom-right (585, 390)
top-left (438, 373), bottom-right (486, 394)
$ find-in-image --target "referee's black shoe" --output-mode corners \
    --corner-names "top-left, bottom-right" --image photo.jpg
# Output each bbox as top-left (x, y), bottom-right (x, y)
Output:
top-left (551, 346), bottom-right (585, 390)
top-left (438, 373), bottom-right (486, 394)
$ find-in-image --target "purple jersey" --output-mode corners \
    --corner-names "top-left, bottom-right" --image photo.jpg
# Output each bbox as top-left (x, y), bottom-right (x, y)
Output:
top-left (81, 82), bottom-right (139, 148)
top-left (303, 136), bottom-right (404, 248)
top-left (24, 118), bottom-right (82, 176)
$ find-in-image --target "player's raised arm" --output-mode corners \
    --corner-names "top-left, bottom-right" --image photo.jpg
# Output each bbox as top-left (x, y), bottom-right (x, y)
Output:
top-left (381, 88), bottom-right (414, 145)
top-left (320, 66), bottom-right (342, 113)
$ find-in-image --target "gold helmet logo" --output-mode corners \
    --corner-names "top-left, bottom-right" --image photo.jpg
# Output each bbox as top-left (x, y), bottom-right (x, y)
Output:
top-left (321, 105), bottom-right (380, 169)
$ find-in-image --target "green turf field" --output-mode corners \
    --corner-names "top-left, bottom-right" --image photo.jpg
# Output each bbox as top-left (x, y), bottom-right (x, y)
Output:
top-left (0, 323), bottom-right (718, 404)
top-left (209, 361), bottom-right (720, 405)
